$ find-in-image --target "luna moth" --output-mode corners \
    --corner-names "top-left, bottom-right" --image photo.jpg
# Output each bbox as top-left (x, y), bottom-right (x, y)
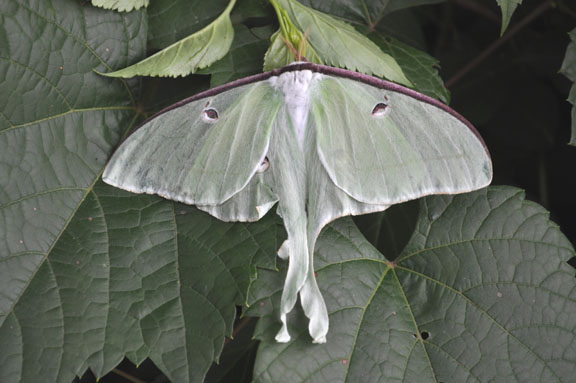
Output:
top-left (103, 62), bottom-right (492, 344)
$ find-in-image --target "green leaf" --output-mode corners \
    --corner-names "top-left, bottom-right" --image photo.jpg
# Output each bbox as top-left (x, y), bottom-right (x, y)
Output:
top-left (561, 28), bottom-right (576, 146)
top-left (270, 0), bottom-right (412, 86)
top-left (91, 0), bottom-right (149, 12)
top-left (496, 0), bottom-right (523, 35)
top-left (0, 1), bottom-right (279, 382)
top-left (249, 187), bottom-right (576, 382)
top-left (370, 33), bottom-right (450, 103)
top-left (100, 0), bottom-right (237, 78)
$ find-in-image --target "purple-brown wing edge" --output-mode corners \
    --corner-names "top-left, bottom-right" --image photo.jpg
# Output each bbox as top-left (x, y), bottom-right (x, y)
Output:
top-left (116, 62), bottom-right (490, 160)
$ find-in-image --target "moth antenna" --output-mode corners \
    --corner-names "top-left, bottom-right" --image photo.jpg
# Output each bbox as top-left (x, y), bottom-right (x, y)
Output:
top-left (297, 28), bottom-right (310, 62)
top-left (279, 34), bottom-right (300, 61)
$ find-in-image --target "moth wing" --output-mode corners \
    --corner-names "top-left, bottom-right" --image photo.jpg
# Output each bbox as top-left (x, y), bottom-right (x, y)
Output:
top-left (103, 82), bottom-right (282, 205)
top-left (312, 76), bottom-right (492, 205)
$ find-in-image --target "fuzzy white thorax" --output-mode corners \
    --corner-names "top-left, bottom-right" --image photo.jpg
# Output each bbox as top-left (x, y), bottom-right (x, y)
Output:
top-left (269, 70), bottom-right (323, 149)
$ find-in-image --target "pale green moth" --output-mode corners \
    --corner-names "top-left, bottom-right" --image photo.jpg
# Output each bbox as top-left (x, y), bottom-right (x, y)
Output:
top-left (103, 63), bottom-right (492, 344)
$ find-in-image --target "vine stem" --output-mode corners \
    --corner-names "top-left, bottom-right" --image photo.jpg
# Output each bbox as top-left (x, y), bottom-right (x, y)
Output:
top-left (446, 0), bottom-right (555, 88)
top-left (224, 316), bottom-right (254, 346)
top-left (453, 0), bottom-right (499, 22)
top-left (112, 368), bottom-right (149, 383)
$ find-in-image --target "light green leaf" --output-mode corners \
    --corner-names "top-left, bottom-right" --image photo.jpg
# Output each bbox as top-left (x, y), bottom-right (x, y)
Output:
top-left (496, 0), bottom-right (523, 35)
top-left (100, 0), bottom-right (237, 78)
top-left (561, 28), bottom-right (576, 146)
top-left (271, 0), bottom-right (412, 86)
top-left (91, 0), bottom-right (149, 12)
top-left (249, 187), bottom-right (576, 382)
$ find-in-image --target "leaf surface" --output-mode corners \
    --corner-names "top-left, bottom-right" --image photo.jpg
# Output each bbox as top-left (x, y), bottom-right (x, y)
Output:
top-left (100, 0), bottom-right (236, 78)
top-left (249, 187), bottom-right (576, 383)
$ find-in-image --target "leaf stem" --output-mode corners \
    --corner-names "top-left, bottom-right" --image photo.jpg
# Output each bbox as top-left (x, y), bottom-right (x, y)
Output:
top-left (224, 316), bottom-right (254, 345)
top-left (557, 0), bottom-right (576, 18)
top-left (446, 0), bottom-right (555, 88)
top-left (452, 0), bottom-right (500, 23)
top-left (112, 368), bottom-right (149, 383)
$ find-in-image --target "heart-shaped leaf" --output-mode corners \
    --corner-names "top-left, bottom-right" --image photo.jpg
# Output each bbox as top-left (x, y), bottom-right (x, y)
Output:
top-left (249, 187), bottom-right (576, 383)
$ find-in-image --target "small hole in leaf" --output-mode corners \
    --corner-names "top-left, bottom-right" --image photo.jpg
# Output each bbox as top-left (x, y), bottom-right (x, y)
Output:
top-left (421, 331), bottom-right (430, 340)
top-left (497, 291), bottom-right (503, 298)
top-left (371, 102), bottom-right (389, 117)
top-left (202, 108), bottom-right (219, 122)
top-left (257, 157), bottom-right (270, 173)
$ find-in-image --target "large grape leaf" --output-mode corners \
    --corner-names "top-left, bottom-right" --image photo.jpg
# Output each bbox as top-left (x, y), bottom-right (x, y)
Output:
top-left (561, 28), bottom-right (576, 146)
top-left (0, 1), bottom-right (279, 382)
top-left (249, 187), bottom-right (576, 383)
